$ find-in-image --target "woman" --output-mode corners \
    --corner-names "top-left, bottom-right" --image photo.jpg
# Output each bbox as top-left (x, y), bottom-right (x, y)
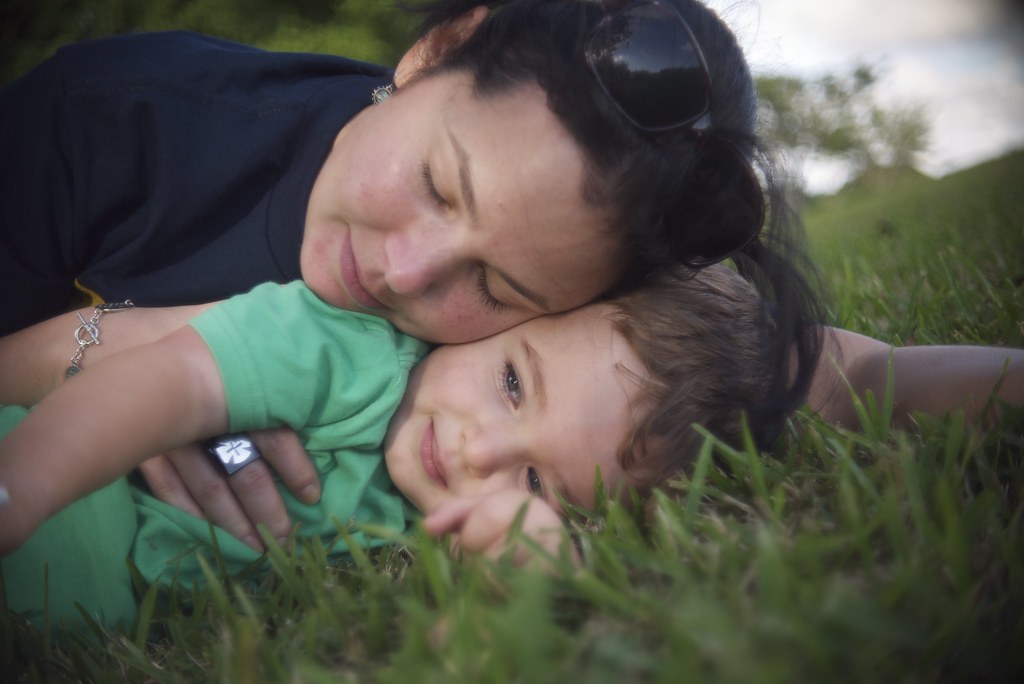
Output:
top-left (0, 1), bottom-right (823, 547)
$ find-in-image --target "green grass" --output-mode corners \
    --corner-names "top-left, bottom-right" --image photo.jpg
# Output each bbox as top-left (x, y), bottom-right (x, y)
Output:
top-left (5, 154), bottom-right (1022, 682)
top-left (804, 152), bottom-right (1024, 347)
top-left (1, 0), bottom-right (418, 86)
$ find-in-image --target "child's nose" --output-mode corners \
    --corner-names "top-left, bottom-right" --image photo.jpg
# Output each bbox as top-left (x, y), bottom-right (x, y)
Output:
top-left (460, 423), bottom-right (520, 478)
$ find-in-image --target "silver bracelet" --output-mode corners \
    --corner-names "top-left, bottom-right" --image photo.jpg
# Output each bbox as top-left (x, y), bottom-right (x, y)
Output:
top-left (65, 300), bottom-right (134, 379)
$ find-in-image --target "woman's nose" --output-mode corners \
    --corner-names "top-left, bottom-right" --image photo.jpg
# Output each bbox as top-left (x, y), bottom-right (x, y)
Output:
top-left (383, 223), bottom-right (459, 296)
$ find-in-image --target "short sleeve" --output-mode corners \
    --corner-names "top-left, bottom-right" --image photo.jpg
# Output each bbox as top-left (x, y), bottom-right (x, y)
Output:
top-left (190, 281), bottom-right (428, 452)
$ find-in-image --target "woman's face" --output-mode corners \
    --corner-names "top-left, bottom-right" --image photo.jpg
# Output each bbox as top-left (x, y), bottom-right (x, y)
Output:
top-left (301, 71), bottom-right (622, 343)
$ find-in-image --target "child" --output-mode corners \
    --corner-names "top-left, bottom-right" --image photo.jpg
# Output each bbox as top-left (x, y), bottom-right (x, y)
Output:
top-left (0, 264), bottom-right (778, 633)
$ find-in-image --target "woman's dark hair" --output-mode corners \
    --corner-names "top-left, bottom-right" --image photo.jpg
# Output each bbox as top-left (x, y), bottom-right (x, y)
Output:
top-left (404, 0), bottom-right (825, 444)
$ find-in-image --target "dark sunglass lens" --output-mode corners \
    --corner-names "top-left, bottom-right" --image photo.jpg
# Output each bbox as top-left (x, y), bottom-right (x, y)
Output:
top-left (589, 2), bottom-right (710, 130)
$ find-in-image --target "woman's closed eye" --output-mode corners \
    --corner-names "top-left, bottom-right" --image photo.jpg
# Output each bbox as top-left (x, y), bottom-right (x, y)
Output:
top-left (477, 267), bottom-right (508, 313)
top-left (419, 161), bottom-right (450, 209)
top-left (421, 159), bottom-right (507, 315)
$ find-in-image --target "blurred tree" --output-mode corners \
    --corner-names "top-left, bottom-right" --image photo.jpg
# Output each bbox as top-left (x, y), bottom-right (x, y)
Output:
top-left (756, 65), bottom-right (930, 184)
top-left (1, 0), bottom-right (418, 85)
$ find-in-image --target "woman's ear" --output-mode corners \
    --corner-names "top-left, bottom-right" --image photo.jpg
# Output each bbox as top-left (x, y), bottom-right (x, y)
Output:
top-left (394, 5), bottom-right (488, 87)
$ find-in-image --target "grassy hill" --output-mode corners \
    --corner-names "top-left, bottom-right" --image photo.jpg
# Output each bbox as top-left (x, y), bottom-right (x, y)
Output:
top-left (805, 151), bottom-right (1024, 347)
top-left (5, 159), bottom-right (1023, 681)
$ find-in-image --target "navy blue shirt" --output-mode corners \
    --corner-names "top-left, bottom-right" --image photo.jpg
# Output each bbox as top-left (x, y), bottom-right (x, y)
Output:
top-left (0, 31), bottom-right (392, 335)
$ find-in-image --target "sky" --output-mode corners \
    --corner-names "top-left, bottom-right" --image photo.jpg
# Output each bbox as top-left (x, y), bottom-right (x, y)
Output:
top-left (703, 0), bottom-right (1024, 194)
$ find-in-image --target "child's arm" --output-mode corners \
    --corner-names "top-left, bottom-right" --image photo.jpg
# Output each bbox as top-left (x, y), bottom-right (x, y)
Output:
top-left (0, 302), bottom-right (321, 550)
top-left (423, 491), bottom-right (579, 568)
top-left (0, 326), bottom-right (227, 554)
top-left (809, 327), bottom-right (1024, 429)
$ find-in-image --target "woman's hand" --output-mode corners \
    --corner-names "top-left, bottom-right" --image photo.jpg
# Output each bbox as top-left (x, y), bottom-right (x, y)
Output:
top-left (422, 491), bottom-right (577, 567)
top-left (137, 427), bottom-right (322, 551)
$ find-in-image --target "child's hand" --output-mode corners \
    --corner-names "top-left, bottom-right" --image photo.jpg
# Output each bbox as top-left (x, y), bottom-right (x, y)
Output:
top-left (422, 491), bottom-right (576, 567)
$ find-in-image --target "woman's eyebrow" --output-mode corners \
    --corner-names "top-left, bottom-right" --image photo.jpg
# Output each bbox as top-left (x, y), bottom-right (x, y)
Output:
top-left (448, 129), bottom-right (478, 223)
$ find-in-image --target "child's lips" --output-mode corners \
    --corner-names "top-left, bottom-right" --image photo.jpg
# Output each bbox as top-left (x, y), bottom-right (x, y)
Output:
top-left (420, 419), bottom-right (447, 488)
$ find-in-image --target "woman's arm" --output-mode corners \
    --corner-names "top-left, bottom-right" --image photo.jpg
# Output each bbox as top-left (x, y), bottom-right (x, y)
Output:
top-left (0, 303), bottom-right (211, 407)
top-left (809, 327), bottom-right (1024, 429)
top-left (0, 326), bottom-right (227, 554)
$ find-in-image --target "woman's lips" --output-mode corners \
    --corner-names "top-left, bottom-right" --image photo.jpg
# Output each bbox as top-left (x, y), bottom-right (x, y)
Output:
top-left (340, 232), bottom-right (385, 309)
top-left (420, 419), bottom-right (447, 488)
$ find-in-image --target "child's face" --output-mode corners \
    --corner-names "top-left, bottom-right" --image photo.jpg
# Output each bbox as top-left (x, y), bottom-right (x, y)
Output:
top-left (384, 304), bottom-right (647, 515)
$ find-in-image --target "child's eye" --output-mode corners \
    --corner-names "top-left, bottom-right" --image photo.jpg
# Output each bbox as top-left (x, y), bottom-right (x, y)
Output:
top-left (502, 361), bottom-right (522, 407)
top-left (526, 467), bottom-right (544, 496)
top-left (419, 161), bottom-right (450, 209)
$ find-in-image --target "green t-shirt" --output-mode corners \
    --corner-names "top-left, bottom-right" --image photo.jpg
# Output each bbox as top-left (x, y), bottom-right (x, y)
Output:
top-left (1, 281), bottom-right (428, 632)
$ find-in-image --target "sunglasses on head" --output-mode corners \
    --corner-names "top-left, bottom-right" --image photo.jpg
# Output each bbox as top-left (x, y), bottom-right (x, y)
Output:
top-left (586, 0), bottom-right (711, 131)
top-left (585, 0), bottom-right (764, 266)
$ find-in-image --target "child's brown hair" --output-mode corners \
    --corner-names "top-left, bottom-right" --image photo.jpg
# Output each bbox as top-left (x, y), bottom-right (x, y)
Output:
top-left (607, 264), bottom-right (777, 491)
